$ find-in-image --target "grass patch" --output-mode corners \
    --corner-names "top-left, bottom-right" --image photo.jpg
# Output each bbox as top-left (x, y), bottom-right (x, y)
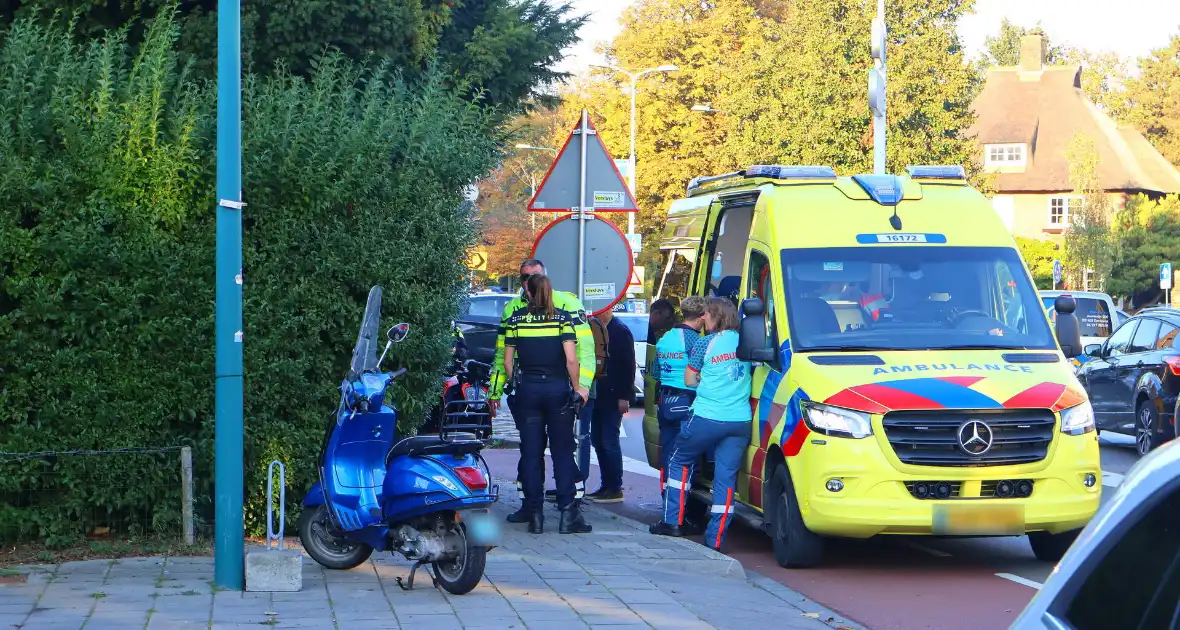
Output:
top-left (90, 592), bottom-right (107, 599)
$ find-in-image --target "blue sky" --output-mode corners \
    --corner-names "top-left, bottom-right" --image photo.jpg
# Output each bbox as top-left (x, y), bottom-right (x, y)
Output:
top-left (553, 0), bottom-right (1180, 75)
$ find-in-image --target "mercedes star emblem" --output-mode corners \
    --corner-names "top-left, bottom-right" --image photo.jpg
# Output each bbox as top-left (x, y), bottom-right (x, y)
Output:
top-left (957, 419), bottom-right (994, 456)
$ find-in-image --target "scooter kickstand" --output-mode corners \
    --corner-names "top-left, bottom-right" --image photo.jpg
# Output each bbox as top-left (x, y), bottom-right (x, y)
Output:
top-left (395, 559), bottom-right (430, 591)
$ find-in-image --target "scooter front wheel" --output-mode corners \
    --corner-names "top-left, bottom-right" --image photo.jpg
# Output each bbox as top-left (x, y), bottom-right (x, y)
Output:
top-left (299, 505), bottom-right (373, 570)
top-left (432, 523), bottom-right (487, 595)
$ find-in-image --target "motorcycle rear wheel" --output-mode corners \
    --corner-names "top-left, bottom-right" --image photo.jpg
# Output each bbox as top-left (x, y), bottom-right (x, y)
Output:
top-left (432, 524), bottom-right (486, 595)
top-left (299, 505), bottom-right (373, 570)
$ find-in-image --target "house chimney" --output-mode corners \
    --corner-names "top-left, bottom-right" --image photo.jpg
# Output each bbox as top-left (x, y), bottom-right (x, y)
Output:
top-left (1020, 34), bottom-right (1046, 72)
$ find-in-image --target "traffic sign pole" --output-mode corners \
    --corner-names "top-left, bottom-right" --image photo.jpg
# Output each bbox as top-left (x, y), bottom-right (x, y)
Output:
top-left (869, 0), bottom-right (887, 175)
top-left (1162, 263), bottom-right (1173, 306)
top-left (577, 110), bottom-right (589, 301)
top-left (214, 0), bottom-right (244, 591)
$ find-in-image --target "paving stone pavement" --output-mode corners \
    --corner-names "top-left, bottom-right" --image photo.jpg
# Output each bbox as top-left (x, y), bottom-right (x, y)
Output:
top-left (492, 406), bottom-right (520, 442)
top-left (0, 482), bottom-right (853, 630)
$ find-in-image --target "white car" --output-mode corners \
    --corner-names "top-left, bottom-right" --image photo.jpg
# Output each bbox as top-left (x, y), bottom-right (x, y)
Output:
top-left (613, 313), bottom-right (648, 403)
top-left (1040, 290), bottom-right (1120, 369)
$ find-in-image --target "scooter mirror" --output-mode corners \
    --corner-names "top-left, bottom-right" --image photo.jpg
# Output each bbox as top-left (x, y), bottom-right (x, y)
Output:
top-left (387, 323), bottom-right (410, 343)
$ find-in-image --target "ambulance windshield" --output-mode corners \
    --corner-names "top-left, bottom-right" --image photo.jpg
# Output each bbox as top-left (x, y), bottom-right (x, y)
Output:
top-left (781, 246), bottom-right (1056, 352)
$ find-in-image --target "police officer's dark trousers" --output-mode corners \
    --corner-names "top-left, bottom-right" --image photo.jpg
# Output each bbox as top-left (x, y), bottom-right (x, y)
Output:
top-left (517, 376), bottom-right (578, 514)
top-left (509, 393), bottom-right (546, 500)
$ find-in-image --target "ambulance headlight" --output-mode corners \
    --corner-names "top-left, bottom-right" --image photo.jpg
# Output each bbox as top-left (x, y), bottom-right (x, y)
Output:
top-left (802, 402), bottom-right (872, 439)
top-left (1060, 400), bottom-right (1095, 436)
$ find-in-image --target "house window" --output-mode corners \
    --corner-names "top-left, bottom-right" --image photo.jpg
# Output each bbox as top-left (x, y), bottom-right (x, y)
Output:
top-left (985, 144), bottom-right (1027, 167)
top-left (1048, 196), bottom-right (1083, 226)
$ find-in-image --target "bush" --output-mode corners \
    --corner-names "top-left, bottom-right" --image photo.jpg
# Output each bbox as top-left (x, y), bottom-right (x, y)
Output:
top-left (0, 14), bottom-right (498, 543)
top-left (1015, 236), bottom-right (1061, 290)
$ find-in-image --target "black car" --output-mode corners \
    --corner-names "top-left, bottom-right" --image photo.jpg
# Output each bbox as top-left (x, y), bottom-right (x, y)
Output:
top-left (1076, 307), bottom-right (1180, 457)
top-left (457, 292), bottom-right (514, 364)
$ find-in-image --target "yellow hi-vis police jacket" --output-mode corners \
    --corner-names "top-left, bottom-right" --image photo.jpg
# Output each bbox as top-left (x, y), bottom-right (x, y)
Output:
top-left (489, 290), bottom-right (595, 398)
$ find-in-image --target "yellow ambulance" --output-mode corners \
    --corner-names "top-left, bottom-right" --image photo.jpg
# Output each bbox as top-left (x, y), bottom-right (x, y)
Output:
top-left (644, 165), bottom-right (1100, 567)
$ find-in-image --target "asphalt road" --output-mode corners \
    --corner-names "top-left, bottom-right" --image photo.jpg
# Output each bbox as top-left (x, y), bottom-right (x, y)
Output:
top-left (586, 405), bottom-right (1144, 630)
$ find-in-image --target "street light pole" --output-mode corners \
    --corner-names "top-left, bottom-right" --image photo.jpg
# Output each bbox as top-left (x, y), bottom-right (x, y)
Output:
top-left (591, 64), bottom-right (679, 236)
top-left (214, 0), bottom-right (244, 591)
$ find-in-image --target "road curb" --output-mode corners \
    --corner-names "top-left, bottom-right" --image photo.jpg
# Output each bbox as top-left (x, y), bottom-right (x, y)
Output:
top-left (584, 495), bottom-right (749, 580)
top-left (746, 570), bottom-right (869, 630)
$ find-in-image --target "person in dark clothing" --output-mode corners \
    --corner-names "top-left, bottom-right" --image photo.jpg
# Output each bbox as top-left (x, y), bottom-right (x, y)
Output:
top-left (648, 299), bottom-right (677, 346)
top-left (586, 309), bottom-right (635, 503)
top-left (503, 274), bottom-right (592, 534)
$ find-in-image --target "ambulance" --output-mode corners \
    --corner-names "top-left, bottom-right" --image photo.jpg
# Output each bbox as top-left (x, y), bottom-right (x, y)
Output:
top-left (643, 164), bottom-right (1100, 567)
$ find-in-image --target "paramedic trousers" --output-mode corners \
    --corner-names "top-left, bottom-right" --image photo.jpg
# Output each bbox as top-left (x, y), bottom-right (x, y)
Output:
top-left (662, 414), bottom-right (751, 549)
top-left (656, 388), bottom-right (695, 489)
top-left (517, 377), bottom-right (578, 512)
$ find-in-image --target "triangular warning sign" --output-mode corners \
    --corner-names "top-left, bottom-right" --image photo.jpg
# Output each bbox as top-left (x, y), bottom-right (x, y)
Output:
top-left (628, 268), bottom-right (642, 287)
top-left (526, 113), bottom-right (639, 213)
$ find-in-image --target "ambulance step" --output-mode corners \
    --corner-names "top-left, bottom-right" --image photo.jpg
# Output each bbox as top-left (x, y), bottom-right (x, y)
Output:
top-left (687, 487), bottom-right (766, 531)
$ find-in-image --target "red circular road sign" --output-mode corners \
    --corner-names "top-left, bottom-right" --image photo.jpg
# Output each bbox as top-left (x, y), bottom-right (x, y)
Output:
top-left (531, 215), bottom-right (633, 315)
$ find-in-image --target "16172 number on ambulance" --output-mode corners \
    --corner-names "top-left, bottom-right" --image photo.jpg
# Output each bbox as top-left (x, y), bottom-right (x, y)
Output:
top-left (643, 165), bottom-right (1100, 567)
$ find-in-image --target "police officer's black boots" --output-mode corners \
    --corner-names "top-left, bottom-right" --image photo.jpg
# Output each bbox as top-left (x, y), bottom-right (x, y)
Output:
top-left (559, 501), bottom-right (592, 534)
top-left (528, 510), bottom-right (544, 534)
top-left (506, 508), bottom-right (531, 523)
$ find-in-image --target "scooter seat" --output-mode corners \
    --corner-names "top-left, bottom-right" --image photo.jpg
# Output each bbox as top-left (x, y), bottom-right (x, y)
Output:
top-left (386, 435), bottom-right (484, 464)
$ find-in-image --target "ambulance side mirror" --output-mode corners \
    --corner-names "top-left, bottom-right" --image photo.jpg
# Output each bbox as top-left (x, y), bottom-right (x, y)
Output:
top-left (738, 299), bottom-right (775, 362)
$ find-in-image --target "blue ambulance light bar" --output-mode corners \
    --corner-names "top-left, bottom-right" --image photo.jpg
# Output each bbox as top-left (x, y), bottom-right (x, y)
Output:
top-left (851, 174), bottom-right (904, 206)
top-left (906, 165), bottom-right (967, 180)
top-left (744, 165), bottom-right (837, 180)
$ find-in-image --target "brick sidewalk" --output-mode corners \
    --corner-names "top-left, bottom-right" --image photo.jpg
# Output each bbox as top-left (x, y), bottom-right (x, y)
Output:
top-left (0, 478), bottom-right (854, 630)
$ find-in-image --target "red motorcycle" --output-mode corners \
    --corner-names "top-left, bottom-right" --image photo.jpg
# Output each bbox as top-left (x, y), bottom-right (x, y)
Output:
top-left (422, 358), bottom-right (492, 435)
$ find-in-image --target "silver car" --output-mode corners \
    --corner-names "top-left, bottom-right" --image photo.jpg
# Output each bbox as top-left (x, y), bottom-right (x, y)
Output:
top-left (1011, 438), bottom-right (1180, 629)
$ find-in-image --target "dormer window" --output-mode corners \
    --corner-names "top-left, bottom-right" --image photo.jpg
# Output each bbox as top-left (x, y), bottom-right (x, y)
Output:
top-left (985, 143), bottom-right (1027, 167)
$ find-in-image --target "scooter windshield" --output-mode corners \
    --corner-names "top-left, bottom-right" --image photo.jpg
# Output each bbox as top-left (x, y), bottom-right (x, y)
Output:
top-left (347, 286), bottom-right (383, 381)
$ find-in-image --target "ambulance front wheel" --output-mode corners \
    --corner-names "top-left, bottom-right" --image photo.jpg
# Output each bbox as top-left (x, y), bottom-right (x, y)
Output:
top-left (767, 464), bottom-right (824, 568)
top-left (1028, 529), bottom-right (1079, 562)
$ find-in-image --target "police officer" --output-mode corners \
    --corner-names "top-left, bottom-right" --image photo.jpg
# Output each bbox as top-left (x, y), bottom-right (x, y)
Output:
top-left (490, 259), bottom-right (595, 521)
top-left (502, 274), bottom-right (592, 534)
top-left (653, 297), bottom-right (706, 491)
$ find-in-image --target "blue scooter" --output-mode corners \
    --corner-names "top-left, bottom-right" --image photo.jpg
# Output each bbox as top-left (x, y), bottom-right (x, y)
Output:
top-left (300, 286), bottom-right (498, 595)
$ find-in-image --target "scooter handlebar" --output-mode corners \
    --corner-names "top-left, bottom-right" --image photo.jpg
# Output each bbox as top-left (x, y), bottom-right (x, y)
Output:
top-left (389, 368), bottom-right (408, 380)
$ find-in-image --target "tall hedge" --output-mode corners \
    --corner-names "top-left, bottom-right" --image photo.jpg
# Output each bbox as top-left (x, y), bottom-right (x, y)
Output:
top-left (0, 15), bottom-right (499, 544)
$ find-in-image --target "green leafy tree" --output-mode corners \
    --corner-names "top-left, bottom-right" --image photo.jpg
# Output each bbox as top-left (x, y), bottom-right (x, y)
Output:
top-left (565, 0), bottom-right (981, 261)
top-left (1107, 194), bottom-right (1180, 306)
top-left (1062, 133), bottom-right (1117, 291)
top-left (3, 0), bottom-right (585, 111)
top-left (1015, 237), bottom-right (1061, 290)
top-left (436, 0), bottom-right (587, 109)
top-left (1122, 33), bottom-right (1180, 167)
top-left (980, 20), bottom-right (1068, 67)
top-left (0, 14), bottom-right (498, 543)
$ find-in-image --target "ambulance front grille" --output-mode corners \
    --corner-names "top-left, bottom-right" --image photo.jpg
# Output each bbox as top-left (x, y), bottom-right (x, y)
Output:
top-left (881, 410), bottom-right (1055, 467)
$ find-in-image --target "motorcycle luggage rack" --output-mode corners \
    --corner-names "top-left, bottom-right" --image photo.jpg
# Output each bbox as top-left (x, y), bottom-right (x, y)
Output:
top-left (441, 399), bottom-right (493, 442)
